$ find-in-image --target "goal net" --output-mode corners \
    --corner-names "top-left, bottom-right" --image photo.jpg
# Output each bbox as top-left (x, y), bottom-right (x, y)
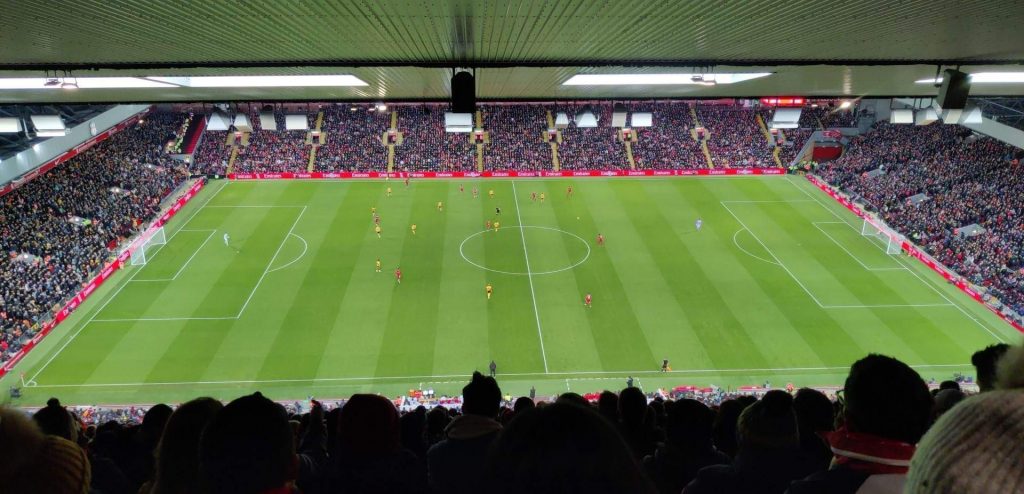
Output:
top-left (130, 226), bottom-right (167, 266)
top-left (861, 218), bottom-right (903, 255)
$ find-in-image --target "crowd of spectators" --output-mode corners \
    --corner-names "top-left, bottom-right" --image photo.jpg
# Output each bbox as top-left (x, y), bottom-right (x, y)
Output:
top-left (631, 104), bottom-right (707, 169)
top-left (696, 106), bottom-right (775, 168)
top-left (192, 131), bottom-right (232, 175)
top-left (800, 105), bottom-right (859, 129)
top-left (394, 106), bottom-right (476, 172)
top-left (818, 122), bottom-right (1024, 315)
top-left (5, 343), bottom-right (1022, 494)
top-left (557, 104), bottom-right (629, 170)
top-left (232, 112), bottom-right (311, 174)
top-left (0, 114), bottom-right (189, 367)
top-left (481, 104), bottom-right (551, 170)
top-left (316, 105), bottom-right (389, 172)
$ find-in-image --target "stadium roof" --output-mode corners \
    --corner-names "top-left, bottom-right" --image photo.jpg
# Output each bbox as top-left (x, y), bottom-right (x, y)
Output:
top-left (0, 0), bottom-right (1023, 102)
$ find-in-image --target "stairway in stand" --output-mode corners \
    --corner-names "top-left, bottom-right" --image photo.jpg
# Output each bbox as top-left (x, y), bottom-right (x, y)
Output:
top-left (756, 113), bottom-right (783, 167)
top-left (621, 129), bottom-right (636, 170)
top-left (690, 106), bottom-right (714, 168)
top-left (307, 110), bottom-right (324, 172)
top-left (547, 110), bottom-right (561, 171)
top-left (386, 111), bottom-right (398, 173)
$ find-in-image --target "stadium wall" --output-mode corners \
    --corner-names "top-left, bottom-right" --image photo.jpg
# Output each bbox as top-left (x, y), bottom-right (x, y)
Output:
top-left (0, 179), bottom-right (206, 379)
top-left (807, 174), bottom-right (1024, 334)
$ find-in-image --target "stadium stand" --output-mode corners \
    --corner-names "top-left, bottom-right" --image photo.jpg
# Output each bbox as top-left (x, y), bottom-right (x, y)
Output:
top-left (818, 122), bottom-right (1024, 318)
top-left (231, 111), bottom-right (310, 174)
top-left (3, 346), bottom-right (1019, 494)
top-left (557, 104), bottom-right (629, 170)
top-left (394, 106), bottom-right (476, 172)
top-left (0, 114), bottom-right (189, 368)
top-left (697, 105), bottom-right (775, 168)
top-left (631, 103), bottom-right (707, 169)
top-left (316, 105), bottom-right (389, 172)
top-left (481, 104), bottom-right (551, 171)
top-left (193, 131), bottom-right (232, 175)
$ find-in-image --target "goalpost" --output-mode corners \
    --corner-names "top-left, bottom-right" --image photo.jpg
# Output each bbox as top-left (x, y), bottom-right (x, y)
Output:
top-left (129, 226), bottom-right (167, 266)
top-left (860, 218), bottom-right (904, 255)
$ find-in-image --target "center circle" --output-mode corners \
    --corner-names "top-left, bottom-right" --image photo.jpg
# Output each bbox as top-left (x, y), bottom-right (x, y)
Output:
top-left (459, 225), bottom-right (591, 276)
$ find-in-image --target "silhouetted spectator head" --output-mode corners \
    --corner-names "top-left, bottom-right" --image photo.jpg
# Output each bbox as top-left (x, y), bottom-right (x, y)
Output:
top-left (713, 395), bottom-right (756, 458)
top-left (843, 354), bottom-right (932, 444)
top-left (932, 389), bottom-right (965, 420)
top-left (33, 398), bottom-right (77, 442)
top-left (141, 403), bottom-right (174, 446)
top-left (485, 402), bottom-right (656, 494)
top-left (997, 344), bottom-right (1024, 390)
top-left (462, 371), bottom-right (501, 418)
top-left (618, 386), bottom-right (648, 425)
top-left (337, 394), bottom-right (401, 456)
top-left (151, 397), bottom-right (223, 494)
top-left (513, 396), bottom-right (535, 415)
top-left (0, 406), bottom-right (91, 494)
top-left (556, 392), bottom-right (589, 408)
top-left (664, 399), bottom-right (715, 451)
top-left (425, 406), bottom-right (451, 444)
top-left (199, 392), bottom-right (297, 494)
top-left (737, 390), bottom-right (799, 451)
top-left (793, 387), bottom-right (835, 434)
top-left (938, 380), bottom-right (960, 392)
top-left (597, 390), bottom-right (619, 422)
top-left (972, 332), bottom-right (1009, 390)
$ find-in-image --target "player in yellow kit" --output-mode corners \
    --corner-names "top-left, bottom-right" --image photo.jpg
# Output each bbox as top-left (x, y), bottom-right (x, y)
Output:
top-left (437, 201), bottom-right (443, 212)
top-left (493, 221), bottom-right (500, 232)
top-left (386, 187), bottom-right (392, 197)
top-left (411, 223), bottom-right (417, 235)
top-left (371, 206), bottom-right (376, 215)
top-left (488, 189), bottom-right (495, 199)
top-left (486, 283), bottom-right (493, 300)
top-left (539, 192), bottom-right (546, 203)
top-left (375, 258), bottom-right (382, 272)
top-left (375, 225), bottom-right (382, 238)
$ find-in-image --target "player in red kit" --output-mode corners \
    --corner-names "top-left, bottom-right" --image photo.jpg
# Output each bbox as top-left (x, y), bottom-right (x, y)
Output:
top-left (531, 191), bottom-right (537, 202)
top-left (459, 183), bottom-right (464, 193)
top-left (596, 233), bottom-right (604, 246)
top-left (566, 185), bottom-right (574, 198)
top-left (584, 293), bottom-right (592, 307)
top-left (404, 176), bottom-right (410, 188)
top-left (485, 220), bottom-right (492, 230)
top-left (395, 267), bottom-right (402, 284)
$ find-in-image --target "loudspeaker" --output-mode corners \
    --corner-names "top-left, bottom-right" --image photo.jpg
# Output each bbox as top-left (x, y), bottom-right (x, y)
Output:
top-left (451, 72), bottom-right (476, 114)
top-left (937, 69), bottom-right (970, 110)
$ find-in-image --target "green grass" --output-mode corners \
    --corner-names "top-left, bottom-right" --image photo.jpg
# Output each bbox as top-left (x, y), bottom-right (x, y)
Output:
top-left (6, 176), bottom-right (1018, 406)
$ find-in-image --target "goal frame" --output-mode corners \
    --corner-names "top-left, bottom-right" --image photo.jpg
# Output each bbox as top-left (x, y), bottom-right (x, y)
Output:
top-left (129, 226), bottom-right (167, 266)
top-left (860, 218), bottom-right (903, 255)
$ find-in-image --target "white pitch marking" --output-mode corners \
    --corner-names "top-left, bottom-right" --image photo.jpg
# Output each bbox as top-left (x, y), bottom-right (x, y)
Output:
top-left (731, 228), bottom-right (780, 266)
top-left (786, 175), bottom-right (1009, 343)
top-left (458, 225), bottom-right (591, 276)
top-left (132, 230), bottom-right (217, 282)
top-left (235, 206), bottom-right (307, 318)
top-left (91, 316), bottom-right (238, 322)
top-left (29, 363), bottom-right (974, 389)
top-left (512, 181), bottom-right (549, 373)
top-left (27, 180), bottom-right (230, 382)
top-left (812, 222), bottom-right (906, 271)
top-left (267, 233), bottom-right (309, 274)
top-left (720, 201), bottom-right (826, 308)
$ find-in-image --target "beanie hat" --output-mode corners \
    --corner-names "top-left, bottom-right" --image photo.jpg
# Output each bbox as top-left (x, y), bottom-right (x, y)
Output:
top-left (906, 390), bottom-right (1024, 493)
top-left (9, 435), bottom-right (92, 494)
top-left (737, 390), bottom-right (799, 450)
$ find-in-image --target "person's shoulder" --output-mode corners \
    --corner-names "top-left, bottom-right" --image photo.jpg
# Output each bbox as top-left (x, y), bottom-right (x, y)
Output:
top-left (785, 467), bottom-right (868, 494)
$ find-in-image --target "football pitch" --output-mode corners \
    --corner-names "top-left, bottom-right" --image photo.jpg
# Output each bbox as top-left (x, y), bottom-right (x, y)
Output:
top-left (7, 176), bottom-right (1019, 406)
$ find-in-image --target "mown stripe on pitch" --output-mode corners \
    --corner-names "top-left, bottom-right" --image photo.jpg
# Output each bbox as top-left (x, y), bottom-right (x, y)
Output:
top-left (608, 180), bottom-right (770, 370)
top-left (143, 187), bottom-right (308, 384)
top-left (374, 182), bottom-right (451, 377)
top-left (651, 180), bottom-right (828, 369)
